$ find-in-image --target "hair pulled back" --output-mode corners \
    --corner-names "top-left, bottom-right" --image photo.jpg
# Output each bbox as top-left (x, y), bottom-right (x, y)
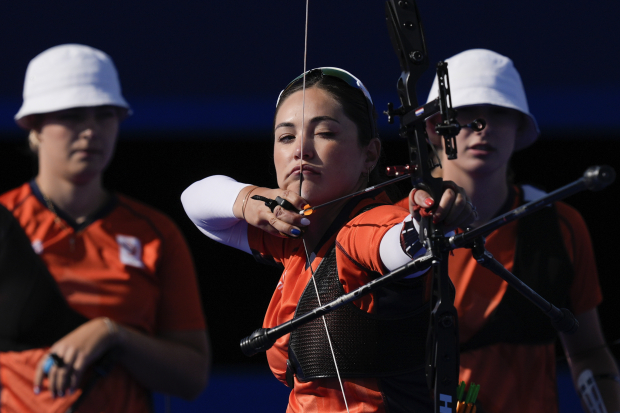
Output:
top-left (274, 70), bottom-right (387, 186)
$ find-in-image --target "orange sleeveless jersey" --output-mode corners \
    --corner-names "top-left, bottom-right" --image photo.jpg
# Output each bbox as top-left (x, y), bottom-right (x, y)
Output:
top-left (0, 182), bottom-right (206, 413)
top-left (395, 186), bottom-right (602, 413)
top-left (249, 192), bottom-right (432, 413)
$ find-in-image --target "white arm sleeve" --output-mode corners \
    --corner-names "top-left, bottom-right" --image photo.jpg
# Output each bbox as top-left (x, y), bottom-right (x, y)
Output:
top-left (180, 175), bottom-right (252, 254)
top-left (380, 215), bottom-right (428, 279)
top-left (379, 216), bottom-right (454, 279)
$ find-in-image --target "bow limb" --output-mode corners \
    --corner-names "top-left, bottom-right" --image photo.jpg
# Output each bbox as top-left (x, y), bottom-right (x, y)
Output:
top-left (385, 1), bottom-right (459, 411)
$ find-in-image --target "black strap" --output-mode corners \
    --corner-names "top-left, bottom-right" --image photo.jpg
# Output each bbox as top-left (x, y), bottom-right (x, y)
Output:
top-left (461, 193), bottom-right (575, 352)
top-left (0, 204), bottom-right (88, 351)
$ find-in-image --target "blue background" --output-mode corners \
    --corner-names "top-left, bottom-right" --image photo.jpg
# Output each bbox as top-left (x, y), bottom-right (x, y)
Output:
top-left (0, 0), bottom-right (618, 136)
top-left (1, 1), bottom-right (618, 411)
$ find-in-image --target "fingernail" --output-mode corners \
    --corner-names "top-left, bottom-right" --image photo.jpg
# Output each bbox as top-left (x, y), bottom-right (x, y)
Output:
top-left (290, 228), bottom-right (301, 236)
top-left (424, 198), bottom-right (434, 207)
top-left (59, 390), bottom-right (64, 397)
top-left (300, 218), bottom-right (311, 226)
top-left (33, 386), bottom-right (40, 395)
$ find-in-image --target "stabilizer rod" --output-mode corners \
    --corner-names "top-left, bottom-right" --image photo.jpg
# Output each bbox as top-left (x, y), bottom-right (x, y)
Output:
top-left (240, 254), bottom-right (434, 356)
top-left (449, 165), bottom-right (615, 250)
top-left (470, 237), bottom-right (578, 334)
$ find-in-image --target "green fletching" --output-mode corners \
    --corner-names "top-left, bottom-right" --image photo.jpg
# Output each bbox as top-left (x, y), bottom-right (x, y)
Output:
top-left (471, 384), bottom-right (481, 404)
top-left (465, 383), bottom-right (475, 404)
top-left (457, 381), bottom-right (466, 401)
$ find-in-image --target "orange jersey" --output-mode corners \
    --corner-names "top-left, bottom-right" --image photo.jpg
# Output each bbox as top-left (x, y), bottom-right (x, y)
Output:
top-left (396, 186), bottom-right (602, 413)
top-left (249, 192), bottom-right (433, 413)
top-left (0, 181), bottom-right (206, 413)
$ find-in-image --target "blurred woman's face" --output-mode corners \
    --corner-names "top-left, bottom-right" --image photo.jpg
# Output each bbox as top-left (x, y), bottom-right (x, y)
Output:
top-left (36, 106), bottom-right (120, 185)
top-left (442, 105), bottom-right (522, 178)
top-left (273, 87), bottom-right (376, 206)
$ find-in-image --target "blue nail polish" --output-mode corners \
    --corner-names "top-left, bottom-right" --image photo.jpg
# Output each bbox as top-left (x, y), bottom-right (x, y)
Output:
top-left (290, 228), bottom-right (301, 236)
top-left (300, 218), bottom-right (311, 226)
top-left (33, 386), bottom-right (40, 395)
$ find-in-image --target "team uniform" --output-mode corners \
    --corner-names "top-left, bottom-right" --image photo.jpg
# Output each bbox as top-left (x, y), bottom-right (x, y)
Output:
top-left (397, 185), bottom-right (602, 413)
top-left (181, 175), bottom-right (456, 412)
top-left (248, 191), bottom-right (433, 413)
top-left (0, 181), bottom-right (206, 413)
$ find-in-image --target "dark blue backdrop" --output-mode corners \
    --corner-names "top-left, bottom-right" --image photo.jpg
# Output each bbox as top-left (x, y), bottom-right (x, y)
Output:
top-left (0, 2), bottom-right (618, 412)
top-left (0, 0), bottom-right (618, 136)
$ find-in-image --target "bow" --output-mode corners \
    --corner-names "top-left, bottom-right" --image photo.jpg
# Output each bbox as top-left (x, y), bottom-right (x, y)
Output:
top-left (241, 1), bottom-right (465, 410)
top-left (384, 0), bottom-right (461, 409)
top-left (239, 2), bottom-right (615, 412)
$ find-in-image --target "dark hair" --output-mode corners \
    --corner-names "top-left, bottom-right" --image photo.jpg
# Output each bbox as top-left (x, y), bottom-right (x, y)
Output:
top-left (275, 70), bottom-right (393, 190)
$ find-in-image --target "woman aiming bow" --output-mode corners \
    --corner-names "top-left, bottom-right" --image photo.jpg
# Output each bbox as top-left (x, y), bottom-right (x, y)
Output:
top-left (182, 68), bottom-right (476, 412)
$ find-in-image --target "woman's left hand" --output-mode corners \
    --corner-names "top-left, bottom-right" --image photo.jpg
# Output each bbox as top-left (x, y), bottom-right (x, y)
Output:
top-left (33, 317), bottom-right (118, 398)
top-left (408, 180), bottom-right (477, 231)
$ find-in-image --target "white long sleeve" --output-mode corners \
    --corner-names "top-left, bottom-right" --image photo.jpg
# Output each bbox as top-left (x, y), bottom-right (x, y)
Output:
top-left (181, 175), bottom-right (433, 274)
top-left (380, 215), bottom-right (428, 278)
top-left (181, 175), bottom-right (252, 254)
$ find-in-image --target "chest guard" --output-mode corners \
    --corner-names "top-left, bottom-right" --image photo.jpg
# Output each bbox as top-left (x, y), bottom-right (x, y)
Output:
top-left (287, 242), bottom-right (430, 382)
top-left (461, 202), bottom-right (575, 352)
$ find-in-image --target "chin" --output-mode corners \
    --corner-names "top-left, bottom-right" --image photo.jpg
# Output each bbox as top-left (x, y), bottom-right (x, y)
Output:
top-left (466, 162), bottom-right (506, 178)
top-left (299, 190), bottom-right (322, 206)
top-left (69, 169), bottom-right (101, 186)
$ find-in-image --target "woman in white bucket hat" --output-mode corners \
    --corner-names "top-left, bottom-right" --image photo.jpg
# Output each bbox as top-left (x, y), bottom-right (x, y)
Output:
top-left (416, 49), bottom-right (620, 412)
top-left (0, 44), bottom-right (210, 412)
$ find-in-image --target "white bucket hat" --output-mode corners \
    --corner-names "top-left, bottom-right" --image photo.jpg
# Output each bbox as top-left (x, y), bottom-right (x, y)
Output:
top-left (427, 49), bottom-right (539, 151)
top-left (15, 44), bottom-right (131, 129)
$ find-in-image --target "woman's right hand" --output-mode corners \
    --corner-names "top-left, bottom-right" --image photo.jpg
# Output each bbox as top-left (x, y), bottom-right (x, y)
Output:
top-left (234, 187), bottom-right (310, 238)
top-left (33, 317), bottom-right (119, 398)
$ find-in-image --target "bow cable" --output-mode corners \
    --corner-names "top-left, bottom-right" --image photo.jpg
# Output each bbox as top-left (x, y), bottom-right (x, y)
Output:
top-left (297, 0), bottom-right (350, 410)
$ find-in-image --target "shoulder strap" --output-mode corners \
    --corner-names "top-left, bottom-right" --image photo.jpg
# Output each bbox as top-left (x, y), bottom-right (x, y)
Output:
top-left (0, 205), bottom-right (87, 351)
top-left (461, 196), bottom-right (575, 352)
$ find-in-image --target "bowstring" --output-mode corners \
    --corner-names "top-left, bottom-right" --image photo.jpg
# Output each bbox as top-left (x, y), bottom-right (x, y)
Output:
top-left (298, 1), bottom-right (350, 411)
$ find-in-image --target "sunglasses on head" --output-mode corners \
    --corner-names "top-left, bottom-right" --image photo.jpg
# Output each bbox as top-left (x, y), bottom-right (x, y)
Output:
top-left (276, 67), bottom-right (377, 138)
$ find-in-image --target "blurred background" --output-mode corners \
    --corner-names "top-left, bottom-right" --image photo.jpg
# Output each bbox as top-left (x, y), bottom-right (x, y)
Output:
top-left (1, 1), bottom-right (618, 411)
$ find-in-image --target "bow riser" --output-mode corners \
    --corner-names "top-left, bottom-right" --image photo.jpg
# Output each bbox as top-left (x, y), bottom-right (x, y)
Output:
top-left (385, 1), bottom-right (460, 411)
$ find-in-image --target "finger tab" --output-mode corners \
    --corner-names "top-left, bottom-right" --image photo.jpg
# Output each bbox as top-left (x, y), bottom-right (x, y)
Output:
top-left (275, 196), bottom-right (297, 212)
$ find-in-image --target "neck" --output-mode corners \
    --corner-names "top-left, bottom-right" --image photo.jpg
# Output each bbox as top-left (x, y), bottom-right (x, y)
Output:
top-left (36, 174), bottom-right (108, 223)
top-left (442, 166), bottom-right (510, 227)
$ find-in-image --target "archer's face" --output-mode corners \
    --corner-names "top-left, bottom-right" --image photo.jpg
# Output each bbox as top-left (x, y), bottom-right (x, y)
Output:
top-left (36, 106), bottom-right (120, 185)
top-left (441, 105), bottom-right (521, 179)
top-left (273, 87), bottom-right (372, 206)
